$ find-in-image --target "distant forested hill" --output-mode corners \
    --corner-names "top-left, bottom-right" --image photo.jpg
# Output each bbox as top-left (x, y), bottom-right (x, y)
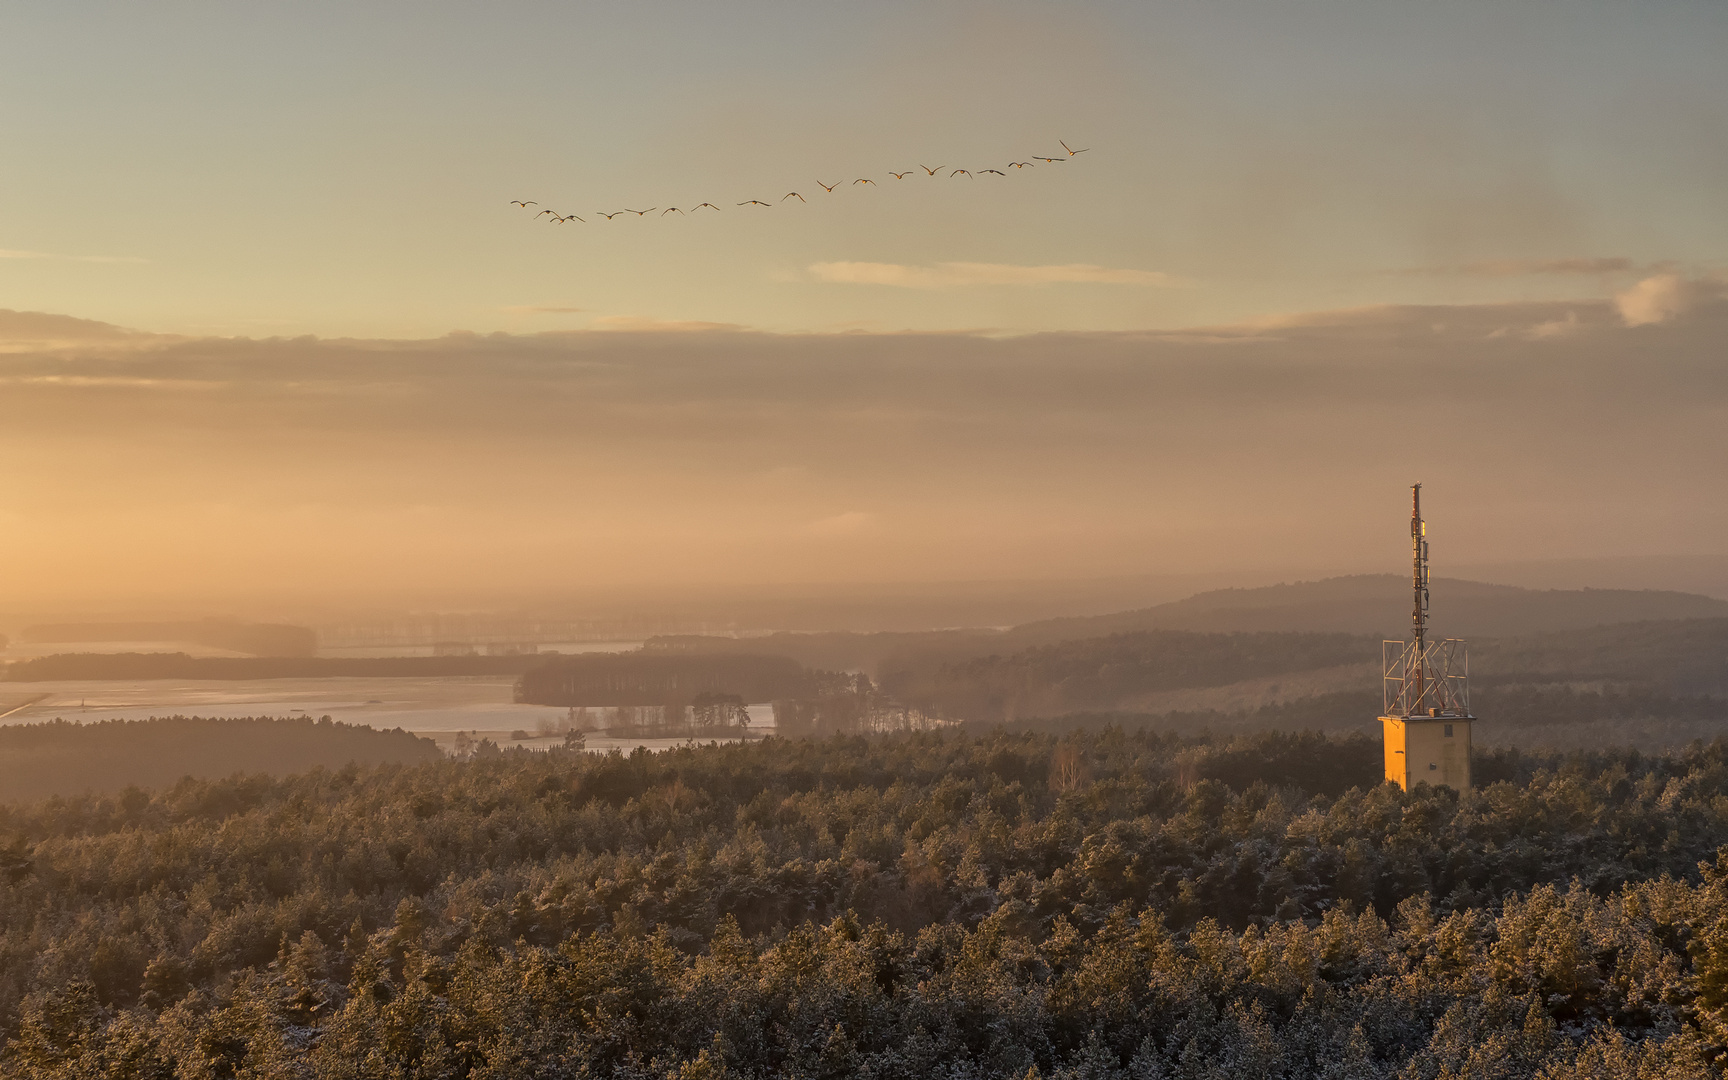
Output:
top-left (0, 716), bottom-right (440, 803)
top-left (1014, 574), bottom-right (1728, 639)
top-left (882, 630), bottom-right (1376, 722)
top-left (897, 620), bottom-right (1728, 745)
top-left (1476, 617), bottom-right (1728, 694)
top-left (646, 577), bottom-right (1728, 680)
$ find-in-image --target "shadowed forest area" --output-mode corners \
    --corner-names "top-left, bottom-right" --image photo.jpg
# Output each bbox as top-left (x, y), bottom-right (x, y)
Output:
top-left (3, 727), bottom-right (1728, 1076)
top-left (0, 718), bottom-right (441, 804)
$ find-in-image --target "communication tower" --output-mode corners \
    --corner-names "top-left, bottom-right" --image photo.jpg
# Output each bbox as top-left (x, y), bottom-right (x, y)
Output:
top-left (1379, 484), bottom-right (1474, 790)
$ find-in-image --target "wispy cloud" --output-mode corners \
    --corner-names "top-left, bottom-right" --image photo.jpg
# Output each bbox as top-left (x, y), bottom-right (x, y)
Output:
top-left (503, 305), bottom-right (585, 315)
top-left (805, 511), bottom-right (876, 537)
top-left (588, 315), bottom-right (748, 333)
top-left (1487, 310), bottom-right (1583, 340)
top-left (1387, 257), bottom-right (1636, 278)
top-left (0, 249), bottom-right (149, 264)
top-left (807, 261), bottom-right (1181, 289)
top-left (0, 309), bottom-right (167, 354)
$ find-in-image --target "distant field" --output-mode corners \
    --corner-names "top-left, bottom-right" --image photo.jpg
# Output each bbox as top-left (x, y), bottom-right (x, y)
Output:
top-left (0, 675), bottom-right (777, 757)
top-left (0, 675), bottom-right (539, 732)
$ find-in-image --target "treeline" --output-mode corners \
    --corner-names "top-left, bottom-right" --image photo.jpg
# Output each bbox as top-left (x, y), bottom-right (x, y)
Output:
top-left (882, 630), bottom-right (1375, 723)
top-left (1008, 684), bottom-right (1728, 754)
top-left (0, 717), bottom-right (441, 803)
top-left (19, 621), bottom-right (318, 658)
top-left (2, 653), bottom-right (544, 682)
top-left (1476, 617), bottom-right (1728, 696)
top-left (4, 728), bottom-right (1728, 1074)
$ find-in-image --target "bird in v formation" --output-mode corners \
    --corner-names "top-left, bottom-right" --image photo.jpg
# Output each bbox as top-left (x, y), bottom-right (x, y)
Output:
top-left (508, 138), bottom-right (1089, 226)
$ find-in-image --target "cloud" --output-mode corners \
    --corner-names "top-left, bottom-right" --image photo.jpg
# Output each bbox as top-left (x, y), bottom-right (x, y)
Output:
top-left (1613, 273), bottom-right (1726, 326)
top-left (0, 309), bottom-right (169, 354)
top-left (504, 305), bottom-right (585, 315)
top-left (1487, 310), bottom-right (1582, 340)
top-left (1389, 257), bottom-right (1636, 277)
top-left (0, 249), bottom-right (148, 264)
top-left (807, 261), bottom-right (1180, 289)
top-left (805, 511), bottom-right (876, 537)
top-left (0, 293), bottom-right (1723, 606)
top-left (587, 315), bottom-right (748, 333)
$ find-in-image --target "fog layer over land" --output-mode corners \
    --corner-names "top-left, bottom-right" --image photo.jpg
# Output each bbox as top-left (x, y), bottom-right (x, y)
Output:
top-left (0, 288), bottom-right (1723, 611)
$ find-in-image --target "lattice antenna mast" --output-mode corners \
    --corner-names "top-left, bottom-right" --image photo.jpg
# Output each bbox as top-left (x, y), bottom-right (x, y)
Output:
top-left (1382, 483), bottom-right (1470, 719)
top-left (1411, 483), bottom-right (1430, 702)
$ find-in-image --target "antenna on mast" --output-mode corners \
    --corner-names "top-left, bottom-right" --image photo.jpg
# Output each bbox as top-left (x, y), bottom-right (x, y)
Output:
top-left (1380, 484), bottom-right (1475, 790)
top-left (1411, 483), bottom-right (1429, 702)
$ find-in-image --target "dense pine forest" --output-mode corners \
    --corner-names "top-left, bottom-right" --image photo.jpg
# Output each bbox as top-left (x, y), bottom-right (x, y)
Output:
top-left (3, 727), bottom-right (1728, 1077)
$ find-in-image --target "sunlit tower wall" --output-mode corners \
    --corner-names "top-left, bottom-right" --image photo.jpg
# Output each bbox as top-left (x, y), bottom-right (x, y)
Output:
top-left (1380, 484), bottom-right (1474, 790)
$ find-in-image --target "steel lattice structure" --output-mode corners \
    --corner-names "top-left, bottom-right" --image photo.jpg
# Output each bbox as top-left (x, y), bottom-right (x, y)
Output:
top-left (1382, 484), bottom-right (1473, 719)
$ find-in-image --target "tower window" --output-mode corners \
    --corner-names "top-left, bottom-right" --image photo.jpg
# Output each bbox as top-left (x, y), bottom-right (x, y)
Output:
top-left (1444, 724), bottom-right (1453, 737)
top-left (1428, 763), bottom-right (1438, 771)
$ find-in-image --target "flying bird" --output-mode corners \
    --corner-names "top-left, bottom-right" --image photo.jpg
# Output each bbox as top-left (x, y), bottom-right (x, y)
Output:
top-left (508, 138), bottom-right (1082, 230)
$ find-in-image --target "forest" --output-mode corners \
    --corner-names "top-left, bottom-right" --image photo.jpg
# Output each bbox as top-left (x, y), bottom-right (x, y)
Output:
top-left (0, 717), bottom-right (442, 805)
top-left (2, 725), bottom-right (1728, 1077)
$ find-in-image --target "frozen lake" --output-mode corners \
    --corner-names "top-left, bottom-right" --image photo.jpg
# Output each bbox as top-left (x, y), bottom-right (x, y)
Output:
top-left (0, 676), bottom-right (774, 754)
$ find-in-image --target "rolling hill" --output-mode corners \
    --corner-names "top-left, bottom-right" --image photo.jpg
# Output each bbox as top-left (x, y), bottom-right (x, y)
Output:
top-left (1013, 574), bottom-right (1728, 641)
top-left (647, 575), bottom-right (1728, 680)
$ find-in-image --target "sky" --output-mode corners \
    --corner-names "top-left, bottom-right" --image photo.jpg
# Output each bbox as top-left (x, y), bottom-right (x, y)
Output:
top-left (1, 1), bottom-right (1724, 618)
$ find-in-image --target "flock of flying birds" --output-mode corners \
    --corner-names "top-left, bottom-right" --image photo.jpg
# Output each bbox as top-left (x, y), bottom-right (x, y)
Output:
top-left (510, 140), bottom-right (1090, 224)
